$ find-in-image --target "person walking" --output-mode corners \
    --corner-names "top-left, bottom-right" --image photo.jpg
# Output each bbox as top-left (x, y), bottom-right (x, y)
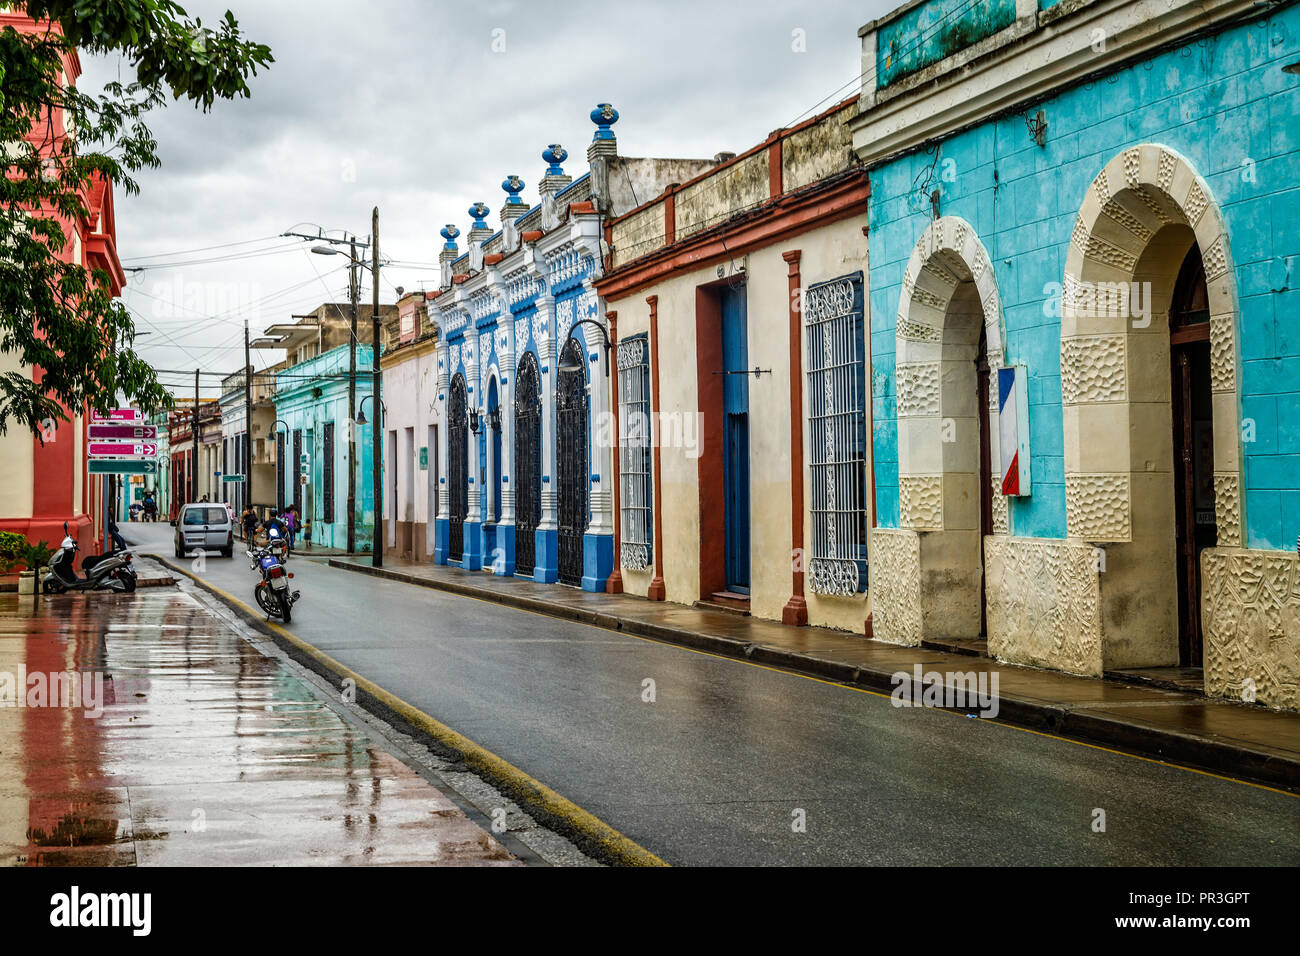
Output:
top-left (143, 492), bottom-right (157, 522)
top-left (241, 505), bottom-right (259, 544)
top-left (282, 505), bottom-right (297, 552)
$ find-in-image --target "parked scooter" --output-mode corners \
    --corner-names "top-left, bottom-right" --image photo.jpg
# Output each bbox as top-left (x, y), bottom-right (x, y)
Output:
top-left (42, 522), bottom-right (138, 594)
top-left (248, 536), bottom-right (298, 622)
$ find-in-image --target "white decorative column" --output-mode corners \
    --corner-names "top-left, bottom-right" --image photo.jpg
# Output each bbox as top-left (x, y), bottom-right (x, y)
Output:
top-left (535, 292), bottom-right (558, 533)
top-left (584, 285), bottom-right (614, 537)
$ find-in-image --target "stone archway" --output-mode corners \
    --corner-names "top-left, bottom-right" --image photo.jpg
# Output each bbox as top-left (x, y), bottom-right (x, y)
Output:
top-left (1062, 143), bottom-right (1242, 671)
top-left (872, 216), bottom-right (1008, 646)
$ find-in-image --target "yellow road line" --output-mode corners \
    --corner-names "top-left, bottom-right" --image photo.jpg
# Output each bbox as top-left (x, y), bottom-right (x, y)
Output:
top-left (152, 555), bottom-right (667, 867)
top-left (334, 562), bottom-right (1300, 799)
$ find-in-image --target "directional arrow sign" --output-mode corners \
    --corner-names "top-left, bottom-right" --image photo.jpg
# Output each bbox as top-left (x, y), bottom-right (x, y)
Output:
top-left (89, 441), bottom-right (157, 458)
top-left (89, 424), bottom-right (157, 441)
top-left (90, 408), bottom-right (143, 423)
top-left (89, 459), bottom-right (157, 475)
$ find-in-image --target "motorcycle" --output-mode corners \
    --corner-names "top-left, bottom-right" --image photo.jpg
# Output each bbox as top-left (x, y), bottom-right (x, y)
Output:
top-left (42, 521), bottom-right (138, 594)
top-left (248, 536), bottom-right (298, 623)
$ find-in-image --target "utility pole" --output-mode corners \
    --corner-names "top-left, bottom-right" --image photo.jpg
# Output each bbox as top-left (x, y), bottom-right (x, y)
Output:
top-left (371, 207), bottom-right (382, 568)
top-left (347, 235), bottom-right (358, 555)
top-left (244, 320), bottom-right (253, 524)
top-left (192, 368), bottom-right (200, 503)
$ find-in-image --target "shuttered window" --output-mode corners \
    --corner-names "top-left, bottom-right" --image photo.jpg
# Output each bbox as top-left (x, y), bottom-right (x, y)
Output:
top-left (618, 334), bottom-right (652, 571)
top-left (804, 271), bottom-right (868, 595)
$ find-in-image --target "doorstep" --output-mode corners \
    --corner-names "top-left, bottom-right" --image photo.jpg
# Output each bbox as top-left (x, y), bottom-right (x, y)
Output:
top-left (328, 555), bottom-right (1300, 793)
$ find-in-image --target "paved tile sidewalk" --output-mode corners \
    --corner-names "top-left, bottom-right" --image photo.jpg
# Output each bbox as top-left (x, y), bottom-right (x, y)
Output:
top-left (0, 588), bottom-right (518, 866)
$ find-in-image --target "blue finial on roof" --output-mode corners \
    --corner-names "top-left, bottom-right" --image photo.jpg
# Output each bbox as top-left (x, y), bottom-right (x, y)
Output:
top-left (542, 144), bottom-right (568, 177)
top-left (501, 175), bottom-right (525, 205)
top-left (439, 224), bottom-right (460, 251)
top-left (468, 203), bottom-right (490, 229)
top-left (590, 103), bottom-right (618, 141)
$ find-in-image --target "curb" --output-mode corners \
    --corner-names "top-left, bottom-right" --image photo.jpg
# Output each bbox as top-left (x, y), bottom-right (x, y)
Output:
top-left (144, 553), bottom-right (668, 867)
top-left (328, 559), bottom-right (1300, 795)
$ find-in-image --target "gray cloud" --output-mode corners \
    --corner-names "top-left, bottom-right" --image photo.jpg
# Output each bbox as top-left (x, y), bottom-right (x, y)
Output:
top-left (78, 0), bottom-right (891, 395)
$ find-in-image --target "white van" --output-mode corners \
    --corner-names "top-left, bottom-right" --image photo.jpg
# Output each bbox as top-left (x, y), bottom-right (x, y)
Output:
top-left (174, 503), bottom-right (234, 558)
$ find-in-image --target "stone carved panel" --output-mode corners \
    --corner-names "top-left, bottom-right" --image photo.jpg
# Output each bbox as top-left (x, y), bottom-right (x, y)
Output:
top-left (869, 528), bottom-right (922, 647)
top-left (1061, 335), bottom-right (1127, 404)
top-left (985, 537), bottom-right (1103, 676)
top-left (900, 475), bottom-right (942, 530)
top-left (898, 319), bottom-right (942, 344)
top-left (896, 362), bottom-right (940, 417)
top-left (1201, 548), bottom-right (1300, 711)
top-left (1214, 472), bottom-right (1241, 547)
top-left (1065, 473), bottom-right (1131, 541)
top-left (1210, 314), bottom-right (1235, 393)
top-left (991, 491), bottom-right (1009, 535)
top-left (1202, 236), bottom-right (1228, 281)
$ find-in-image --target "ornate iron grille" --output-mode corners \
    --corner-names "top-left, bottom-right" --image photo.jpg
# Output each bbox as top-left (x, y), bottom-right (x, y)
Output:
top-left (556, 338), bottom-right (589, 587)
top-left (617, 335), bottom-right (652, 571)
top-left (448, 374), bottom-right (468, 561)
top-left (514, 352), bottom-right (542, 575)
top-left (804, 271), bottom-right (868, 595)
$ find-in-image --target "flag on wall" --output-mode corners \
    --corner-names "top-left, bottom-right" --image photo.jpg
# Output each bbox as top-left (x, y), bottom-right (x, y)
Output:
top-left (997, 365), bottom-right (1030, 497)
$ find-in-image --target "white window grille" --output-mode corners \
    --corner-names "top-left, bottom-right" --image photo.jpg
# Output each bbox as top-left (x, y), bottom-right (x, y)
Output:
top-left (804, 271), bottom-right (868, 595)
top-left (618, 335), bottom-right (652, 571)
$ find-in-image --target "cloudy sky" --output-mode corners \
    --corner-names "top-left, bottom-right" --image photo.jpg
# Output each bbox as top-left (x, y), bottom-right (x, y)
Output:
top-left (80, 0), bottom-right (893, 399)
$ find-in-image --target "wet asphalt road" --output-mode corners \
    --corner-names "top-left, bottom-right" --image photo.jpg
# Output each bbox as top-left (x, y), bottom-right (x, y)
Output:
top-left (127, 523), bottom-right (1300, 866)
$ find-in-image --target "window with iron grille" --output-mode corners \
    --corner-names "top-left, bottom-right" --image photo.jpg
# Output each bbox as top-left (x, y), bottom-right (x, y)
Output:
top-left (617, 334), bottom-right (652, 571)
top-left (804, 271), bottom-right (868, 595)
top-left (322, 422), bottom-right (335, 523)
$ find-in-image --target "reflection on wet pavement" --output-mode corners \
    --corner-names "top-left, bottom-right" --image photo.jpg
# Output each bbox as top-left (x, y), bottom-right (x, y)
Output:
top-left (0, 589), bottom-right (517, 866)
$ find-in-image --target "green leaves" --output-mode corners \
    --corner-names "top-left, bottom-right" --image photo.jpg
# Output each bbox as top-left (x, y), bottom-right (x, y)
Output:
top-left (0, 2), bottom-right (272, 438)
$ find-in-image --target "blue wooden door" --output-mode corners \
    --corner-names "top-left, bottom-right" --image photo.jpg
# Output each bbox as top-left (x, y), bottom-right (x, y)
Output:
top-left (721, 286), bottom-right (750, 592)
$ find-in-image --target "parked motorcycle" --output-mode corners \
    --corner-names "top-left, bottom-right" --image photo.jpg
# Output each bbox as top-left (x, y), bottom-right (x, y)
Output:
top-left (248, 540), bottom-right (298, 623)
top-left (42, 522), bottom-right (138, 594)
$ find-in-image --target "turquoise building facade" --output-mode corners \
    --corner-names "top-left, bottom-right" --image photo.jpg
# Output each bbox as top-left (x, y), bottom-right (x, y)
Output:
top-left (274, 344), bottom-right (377, 552)
top-left (853, 0), bottom-right (1300, 708)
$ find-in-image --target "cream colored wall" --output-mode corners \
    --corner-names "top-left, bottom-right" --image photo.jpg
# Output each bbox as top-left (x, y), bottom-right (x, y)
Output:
top-left (0, 350), bottom-right (33, 519)
top-left (611, 215), bottom-right (869, 632)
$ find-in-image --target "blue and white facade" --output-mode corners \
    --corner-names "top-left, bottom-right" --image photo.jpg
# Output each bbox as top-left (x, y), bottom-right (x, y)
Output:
top-left (428, 109), bottom-right (626, 590)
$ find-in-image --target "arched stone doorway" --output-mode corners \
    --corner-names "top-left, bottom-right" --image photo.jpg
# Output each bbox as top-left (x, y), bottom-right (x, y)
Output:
top-left (447, 373), bottom-right (468, 563)
top-left (873, 216), bottom-right (1007, 646)
top-left (1063, 144), bottom-right (1242, 672)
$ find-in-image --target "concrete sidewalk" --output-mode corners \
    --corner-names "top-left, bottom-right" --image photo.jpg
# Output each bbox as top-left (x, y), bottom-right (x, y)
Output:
top-left (329, 556), bottom-right (1300, 793)
top-left (0, 586), bottom-right (520, 865)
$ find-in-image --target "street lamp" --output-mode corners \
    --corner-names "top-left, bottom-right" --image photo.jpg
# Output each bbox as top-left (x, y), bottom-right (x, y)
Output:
top-left (557, 319), bottom-right (612, 377)
top-left (297, 210), bottom-right (384, 568)
top-left (355, 394), bottom-right (386, 426)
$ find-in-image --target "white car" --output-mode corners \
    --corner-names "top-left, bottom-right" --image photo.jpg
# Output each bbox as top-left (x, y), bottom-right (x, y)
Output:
top-left (173, 503), bottom-right (234, 558)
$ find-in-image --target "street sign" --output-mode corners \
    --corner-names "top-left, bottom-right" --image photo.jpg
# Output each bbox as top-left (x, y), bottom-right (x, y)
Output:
top-left (89, 459), bottom-right (157, 475)
top-left (419, 446), bottom-right (428, 470)
top-left (90, 408), bottom-right (143, 423)
top-left (89, 424), bottom-right (157, 441)
top-left (222, 474), bottom-right (246, 483)
top-left (89, 441), bottom-right (157, 458)
top-left (300, 463), bottom-right (309, 476)
top-left (299, 453), bottom-right (310, 465)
